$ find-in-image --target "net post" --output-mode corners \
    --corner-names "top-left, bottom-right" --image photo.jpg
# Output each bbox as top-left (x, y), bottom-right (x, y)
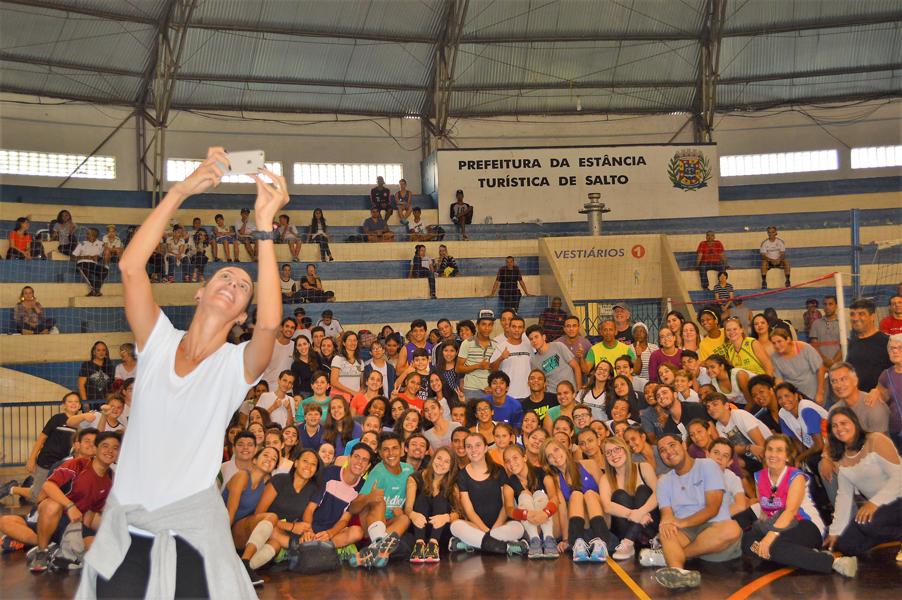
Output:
top-left (850, 208), bottom-right (861, 300)
top-left (834, 271), bottom-right (848, 361)
top-left (666, 297), bottom-right (673, 314)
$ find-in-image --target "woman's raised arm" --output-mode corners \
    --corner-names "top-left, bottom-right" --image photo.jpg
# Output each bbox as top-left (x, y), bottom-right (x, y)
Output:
top-left (120, 147), bottom-right (229, 348)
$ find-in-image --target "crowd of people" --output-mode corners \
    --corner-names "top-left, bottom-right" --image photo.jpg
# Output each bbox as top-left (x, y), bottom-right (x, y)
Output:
top-left (4, 296), bottom-right (901, 591)
top-left (3, 161), bottom-right (901, 595)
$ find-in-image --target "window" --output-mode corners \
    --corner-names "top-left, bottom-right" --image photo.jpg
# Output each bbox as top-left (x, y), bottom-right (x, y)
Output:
top-left (294, 163), bottom-right (403, 185)
top-left (851, 145), bottom-right (902, 170)
top-left (166, 159), bottom-right (282, 183)
top-left (719, 150), bottom-right (838, 177)
top-left (0, 150), bottom-right (116, 179)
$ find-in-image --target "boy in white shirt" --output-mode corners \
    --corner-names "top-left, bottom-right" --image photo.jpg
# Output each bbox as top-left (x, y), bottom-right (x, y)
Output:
top-left (212, 213), bottom-right (234, 262)
top-left (406, 207), bottom-right (435, 242)
top-left (234, 207), bottom-right (257, 262)
top-left (71, 228), bottom-right (108, 296)
top-left (102, 225), bottom-right (123, 267)
top-left (704, 393), bottom-right (770, 474)
top-left (255, 370), bottom-right (297, 428)
top-left (277, 214), bottom-right (302, 262)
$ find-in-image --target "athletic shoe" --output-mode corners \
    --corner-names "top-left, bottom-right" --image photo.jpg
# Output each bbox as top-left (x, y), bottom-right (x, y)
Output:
top-left (27, 542), bottom-right (54, 562)
top-left (29, 549), bottom-right (50, 573)
top-left (612, 541), bottom-right (635, 561)
top-left (291, 256), bottom-right (299, 262)
top-left (761, 281), bottom-right (768, 290)
top-left (542, 536), bottom-right (560, 558)
top-left (648, 535), bottom-right (662, 551)
top-left (655, 567), bottom-right (701, 589)
top-left (348, 541), bottom-right (379, 569)
top-left (0, 480), bottom-right (18, 499)
top-left (22, 475), bottom-right (34, 488)
top-left (639, 548), bottom-right (666, 567)
top-left (275, 548), bottom-right (289, 563)
top-left (1, 535), bottom-right (25, 552)
top-left (410, 540), bottom-right (426, 563)
top-left (572, 538), bottom-right (591, 562)
top-left (374, 532), bottom-right (400, 568)
top-left (507, 539), bottom-right (529, 556)
top-left (785, 280), bottom-right (791, 288)
top-left (424, 541), bottom-right (440, 563)
top-left (448, 536), bottom-right (473, 553)
top-left (336, 544), bottom-right (357, 563)
top-left (242, 558), bottom-right (263, 587)
top-left (832, 556), bottom-right (858, 578)
top-left (462, 234), bottom-right (469, 241)
top-left (588, 538), bottom-right (608, 562)
top-left (527, 536), bottom-right (543, 559)
top-left (399, 219), bottom-right (409, 226)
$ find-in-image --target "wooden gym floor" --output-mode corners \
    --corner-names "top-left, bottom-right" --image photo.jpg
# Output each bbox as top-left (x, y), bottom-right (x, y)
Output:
top-left (2, 503), bottom-right (900, 600)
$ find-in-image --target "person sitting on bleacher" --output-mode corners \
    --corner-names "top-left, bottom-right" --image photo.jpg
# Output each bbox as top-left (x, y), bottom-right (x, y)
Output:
top-left (71, 228), bottom-right (108, 297)
top-left (407, 207), bottom-right (436, 242)
top-left (691, 231), bottom-right (730, 291)
top-left (212, 213), bottom-right (234, 262)
top-left (186, 228), bottom-right (211, 282)
top-left (363, 207), bottom-right (394, 242)
top-left (436, 244), bottom-right (460, 277)
top-left (7, 217), bottom-right (34, 259)
top-left (450, 189), bottom-right (474, 241)
top-left (50, 210), bottom-right (78, 256)
top-left (370, 176), bottom-right (393, 222)
top-left (164, 225), bottom-right (189, 283)
top-left (234, 207), bottom-right (258, 261)
top-left (14, 286), bottom-right (56, 334)
top-left (101, 225), bottom-right (123, 267)
top-left (760, 226), bottom-right (791, 289)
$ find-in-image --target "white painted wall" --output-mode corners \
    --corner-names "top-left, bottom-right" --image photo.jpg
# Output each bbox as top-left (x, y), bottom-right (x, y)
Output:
top-left (1, 93), bottom-right (899, 194)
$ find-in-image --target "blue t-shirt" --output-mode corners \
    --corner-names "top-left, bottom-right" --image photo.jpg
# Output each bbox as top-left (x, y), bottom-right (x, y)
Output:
top-left (482, 395), bottom-right (525, 429)
top-left (332, 421), bottom-right (363, 456)
top-left (297, 424), bottom-right (323, 450)
top-left (656, 458), bottom-right (730, 522)
top-left (779, 400), bottom-right (828, 449)
top-left (310, 465), bottom-right (364, 532)
top-left (360, 462), bottom-right (414, 520)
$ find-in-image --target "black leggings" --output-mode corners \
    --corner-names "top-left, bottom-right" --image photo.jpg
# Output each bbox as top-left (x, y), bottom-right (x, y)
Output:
top-left (147, 252), bottom-right (165, 277)
top-left (412, 266), bottom-right (436, 297)
top-left (303, 289), bottom-right (335, 303)
top-left (189, 254), bottom-right (209, 277)
top-left (77, 262), bottom-right (109, 292)
top-left (412, 493), bottom-right (452, 542)
top-left (835, 498), bottom-right (902, 557)
top-left (96, 533), bottom-right (209, 599)
top-left (610, 485), bottom-right (660, 543)
top-left (311, 234), bottom-right (331, 261)
top-left (6, 247), bottom-right (27, 259)
top-left (16, 318), bottom-right (56, 334)
top-left (741, 519), bottom-right (832, 573)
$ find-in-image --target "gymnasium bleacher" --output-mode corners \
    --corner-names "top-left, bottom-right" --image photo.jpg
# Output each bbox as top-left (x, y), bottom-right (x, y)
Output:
top-left (3, 176), bottom-right (899, 402)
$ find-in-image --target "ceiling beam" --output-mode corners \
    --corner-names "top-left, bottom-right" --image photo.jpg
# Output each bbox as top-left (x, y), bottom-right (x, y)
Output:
top-left (717, 91), bottom-right (902, 111)
top-left (724, 14), bottom-right (902, 37)
top-left (0, 53), bottom-right (144, 78)
top-left (1, 0), bottom-right (157, 25)
top-left (187, 22), bottom-right (435, 44)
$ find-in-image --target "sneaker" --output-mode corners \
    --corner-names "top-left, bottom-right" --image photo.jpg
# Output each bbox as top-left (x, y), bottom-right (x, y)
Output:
top-left (275, 548), bottom-right (289, 563)
top-left (29, 549), bottom-right (50, 573)
top-left (400, 219), bottom-right (409, 226)
top-left (349, 540), bottom-right (379, 569)
top-left (542, 536), bottom-right (560, 558)
top-left (648, 535), bottom-right (662, 551)
top-left (785, 280), bottom-right (791, 288)
top-left (27, 542), bottom-right (54, 562)
top-left (507, 539), bottom-right (529, 556)
top-left (334, 544), bottom-right (354, 563)
top-left (183, 276), bottom-right (191, 283)
top-left (448, 536), bottom-right (474, 553)
top-left (424, 541), bottom-right (440, 563)
top-left (0, 479), bottom-right (18, 499)
top-left (410, 540), bottom-right (426, 563)
top-left (22, 475), bottom-right (34, 488)
top-left (168, 276), bottom-right (174, 283)
top-left (527, 536), bottom-right (542, 559)
top-left (761, 281), bottom-right (768, 290)
top-left (242, 558), bottom-right (263, 587)
top-left (639, 548), bottom-right (666, 567)
top-left (374, 532), bottom-right (400, 567)
top-left (572, 538), bottom-right (591, 562)
top-left (612, 541), bottom-right (635, 561)
top-left (1, 535), bottom-right (25, 552)
top-left (462, 234), bottom-right (469, 241)
top-left (213, 257), bottom-right (222, 263)
top-left (291, 256), bottom-right (299, 262)
top-left (588, 538), bottom-right (608, 562)
top-left (832, 556), bottom-right (858, 578)
top-left (328, 256), bottom-right (334, 262)
top-left (655, 567), bottom-right (701, 589)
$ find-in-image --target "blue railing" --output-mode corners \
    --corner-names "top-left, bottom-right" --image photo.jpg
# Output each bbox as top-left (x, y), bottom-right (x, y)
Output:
top-left (1, 402), bottom-right (61, 467)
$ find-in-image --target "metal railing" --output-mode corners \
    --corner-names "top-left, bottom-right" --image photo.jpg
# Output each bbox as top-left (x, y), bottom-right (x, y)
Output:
top-left (1, 402), bottom-right (61, 467)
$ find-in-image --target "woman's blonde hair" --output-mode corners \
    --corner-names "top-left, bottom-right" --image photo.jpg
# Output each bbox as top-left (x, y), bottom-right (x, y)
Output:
top-left (602, 436), bottom-right (640, 495)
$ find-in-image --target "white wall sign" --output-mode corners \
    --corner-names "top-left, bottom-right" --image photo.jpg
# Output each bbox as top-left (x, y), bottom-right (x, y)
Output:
top-left (435, 144), bottom-right (719, 224)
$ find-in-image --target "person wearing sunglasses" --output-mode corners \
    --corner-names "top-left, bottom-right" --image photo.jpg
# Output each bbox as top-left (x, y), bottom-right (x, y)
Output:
top-left (741, 434), bottom-right (857, 577)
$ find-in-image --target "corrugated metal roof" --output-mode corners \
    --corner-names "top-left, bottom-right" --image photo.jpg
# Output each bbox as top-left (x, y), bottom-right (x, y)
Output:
top-left (462, 0), bottom-right (706, 41)
top-left (171, 79), bottom-right (426, 115)
top-left (0, 59), bottom-right (144, 102)
top-left (178, 30), bottom-right (433, 88)
top-left (0, 0), bottom-right (899, 116)
top-left (454, 40), bottom-right (699, 89)
top-left (0, 5), bottom-right (156, 74)
top-left (724, 0), bottom-right (902, 34)
top-left (190, 0), bottom-right (446, 41)
top-left (720, 24), bottom-right (902, 81)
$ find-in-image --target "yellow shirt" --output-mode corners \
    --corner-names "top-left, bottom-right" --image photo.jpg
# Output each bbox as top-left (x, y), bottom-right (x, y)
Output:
top-left (699, 329), bottom-right (727, 361)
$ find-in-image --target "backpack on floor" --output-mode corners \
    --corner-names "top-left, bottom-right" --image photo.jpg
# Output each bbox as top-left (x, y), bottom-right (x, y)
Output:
top-left (287, 536), bottom-right (341, 574)
top-left (346, 234), bottom-right (366, 243)
top-left (433, 226), bottom-right (445, 241)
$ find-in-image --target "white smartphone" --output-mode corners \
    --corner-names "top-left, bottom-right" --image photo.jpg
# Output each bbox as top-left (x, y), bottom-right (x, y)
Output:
top-left (217, 150), bottom-right (265, 175)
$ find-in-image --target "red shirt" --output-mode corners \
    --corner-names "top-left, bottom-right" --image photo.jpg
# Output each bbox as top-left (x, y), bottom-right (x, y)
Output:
top-left (880, 316), bottom-right (902, 335)
top-left (9, 231), bottom-right (31, 251)
top-left (696, 240), bottom-right (725, 263)
top-left (46, 457), bottom-right (113, 513)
